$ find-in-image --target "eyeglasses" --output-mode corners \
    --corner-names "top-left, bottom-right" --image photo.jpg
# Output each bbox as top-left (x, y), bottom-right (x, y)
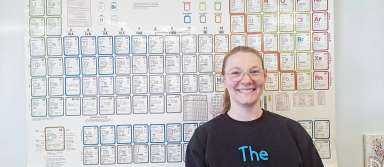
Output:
top-left (224, 69), bottom-right (264, 82)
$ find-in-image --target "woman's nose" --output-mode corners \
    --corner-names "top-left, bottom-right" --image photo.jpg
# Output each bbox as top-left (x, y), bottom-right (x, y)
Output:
top-left (239, 73), bottom-right (253, 83)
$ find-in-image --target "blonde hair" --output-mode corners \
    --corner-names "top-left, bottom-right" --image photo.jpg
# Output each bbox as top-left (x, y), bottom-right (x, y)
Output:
top-left (222, 46), bottom-right (264, 113)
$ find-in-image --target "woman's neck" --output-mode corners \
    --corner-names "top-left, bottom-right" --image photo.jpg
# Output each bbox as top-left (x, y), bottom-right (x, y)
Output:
top-left (227, 103), bottom-right (263, 121)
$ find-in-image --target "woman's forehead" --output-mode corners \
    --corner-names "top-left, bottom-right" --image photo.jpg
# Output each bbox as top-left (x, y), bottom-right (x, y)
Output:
top-left (225, 51), bottom-right (263, 67)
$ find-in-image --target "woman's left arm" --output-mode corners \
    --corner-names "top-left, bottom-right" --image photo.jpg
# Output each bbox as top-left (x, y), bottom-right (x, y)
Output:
top-left (290, 121), bottom-right (324, 167)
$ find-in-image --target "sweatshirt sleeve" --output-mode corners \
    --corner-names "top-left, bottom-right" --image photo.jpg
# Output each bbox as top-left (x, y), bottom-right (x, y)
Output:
top-left (289, 121), bottom-right (324, 167)
top-left (185, 127), bottom-right (208, 167)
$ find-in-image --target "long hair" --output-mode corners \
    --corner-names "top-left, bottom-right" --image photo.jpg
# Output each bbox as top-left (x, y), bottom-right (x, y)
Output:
top-left (222, 46), bottom-right (264, 113)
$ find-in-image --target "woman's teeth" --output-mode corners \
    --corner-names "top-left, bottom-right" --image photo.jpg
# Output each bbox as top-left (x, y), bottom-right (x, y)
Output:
top-left (237, 88), bottom-right (256, 93)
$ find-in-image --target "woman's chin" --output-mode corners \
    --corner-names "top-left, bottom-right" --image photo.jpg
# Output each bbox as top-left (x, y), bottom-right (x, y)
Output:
top-left (236, 97), bottom-right (260, 106)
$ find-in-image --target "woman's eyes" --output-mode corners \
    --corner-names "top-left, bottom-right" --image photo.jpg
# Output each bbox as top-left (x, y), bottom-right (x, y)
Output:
top-left (230, 71), bottom-right (241, 75)
top-left (228, 69), bottom-right (262, 75)
top-left (250, 70), bottom-right (261, 74)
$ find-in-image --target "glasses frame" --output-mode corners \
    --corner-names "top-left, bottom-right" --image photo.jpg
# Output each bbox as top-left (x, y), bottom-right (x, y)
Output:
top-left (224, 69), bottom-right (265, 82)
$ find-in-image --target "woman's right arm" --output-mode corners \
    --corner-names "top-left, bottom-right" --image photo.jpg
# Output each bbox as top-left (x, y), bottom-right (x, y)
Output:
top-left (185, 127), bottom-right (208, 167)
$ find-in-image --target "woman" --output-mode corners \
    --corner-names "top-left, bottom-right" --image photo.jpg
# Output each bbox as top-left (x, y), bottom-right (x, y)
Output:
top-left (185, 46), bottom-right (324, 167)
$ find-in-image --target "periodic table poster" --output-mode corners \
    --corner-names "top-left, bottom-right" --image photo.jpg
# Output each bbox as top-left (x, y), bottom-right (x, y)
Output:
top-left (26, 0), bottom-right (337, 166)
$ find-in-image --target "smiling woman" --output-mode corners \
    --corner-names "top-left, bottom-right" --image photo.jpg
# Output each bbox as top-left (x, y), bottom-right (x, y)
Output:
top-left (222, 46), bottom-right (265, 121)
top-left (185, 46), bottom-right (324, 167)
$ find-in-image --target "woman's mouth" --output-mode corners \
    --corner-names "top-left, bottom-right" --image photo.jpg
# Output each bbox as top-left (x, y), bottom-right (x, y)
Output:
top-left (236, 88), bottom-right (256, 93)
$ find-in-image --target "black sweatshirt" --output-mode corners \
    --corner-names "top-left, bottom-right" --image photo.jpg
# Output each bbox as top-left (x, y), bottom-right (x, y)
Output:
top-left (185, 110), bottom-right (324, 167)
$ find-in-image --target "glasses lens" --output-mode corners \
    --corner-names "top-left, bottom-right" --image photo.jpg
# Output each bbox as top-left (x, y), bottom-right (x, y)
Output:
top-left (228, 71), bottom-right (263, 81)
top-left (229, 73), bottom-right (243, 81)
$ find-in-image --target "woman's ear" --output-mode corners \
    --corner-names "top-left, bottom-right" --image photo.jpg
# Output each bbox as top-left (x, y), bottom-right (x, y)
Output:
top-left (223, 76), bottom-right (228, 88)
top-left (263, 69), bottom-right (267, 79)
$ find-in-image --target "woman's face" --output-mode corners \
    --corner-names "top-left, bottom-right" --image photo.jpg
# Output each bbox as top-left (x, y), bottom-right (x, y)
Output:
top-left (223, 51), bottom-right (266, 108)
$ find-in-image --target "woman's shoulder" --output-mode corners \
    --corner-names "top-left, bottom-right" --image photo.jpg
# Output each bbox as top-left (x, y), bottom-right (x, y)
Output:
top-left (194, 114), bottom-right (227, 132)
top-left (269, 111), bottom-right (312, 141)
top-left (201, 113), bottom-right (227, 126)
top-left (263, 110), bottom-right (305, 131)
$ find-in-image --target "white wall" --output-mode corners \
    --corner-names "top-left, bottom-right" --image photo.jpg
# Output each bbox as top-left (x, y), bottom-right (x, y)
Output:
top-left (0, 0), bottom-right (383, 166)
top-left (334, 0), bottom-right (384, 166)
top-left (0, 0), bottom-right (26, 166)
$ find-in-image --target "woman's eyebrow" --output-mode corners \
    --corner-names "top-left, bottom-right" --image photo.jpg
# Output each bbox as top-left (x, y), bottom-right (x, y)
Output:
top-left (228, 66), bottom-right (262, 71)
top-left (227, 67), bottom-right (241, 71)
top-left (249, 66), bottom-right (262, 70)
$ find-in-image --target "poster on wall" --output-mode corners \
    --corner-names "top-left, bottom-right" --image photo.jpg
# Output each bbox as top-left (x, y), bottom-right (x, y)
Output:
top-left (364, 134), bottom-right (384, 167)
top-left (26, 0), bottom-right (337, 166)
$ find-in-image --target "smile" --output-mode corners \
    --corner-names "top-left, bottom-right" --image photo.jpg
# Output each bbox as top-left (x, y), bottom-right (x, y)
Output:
top-left (236, 88), bottom-right (256, 93)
